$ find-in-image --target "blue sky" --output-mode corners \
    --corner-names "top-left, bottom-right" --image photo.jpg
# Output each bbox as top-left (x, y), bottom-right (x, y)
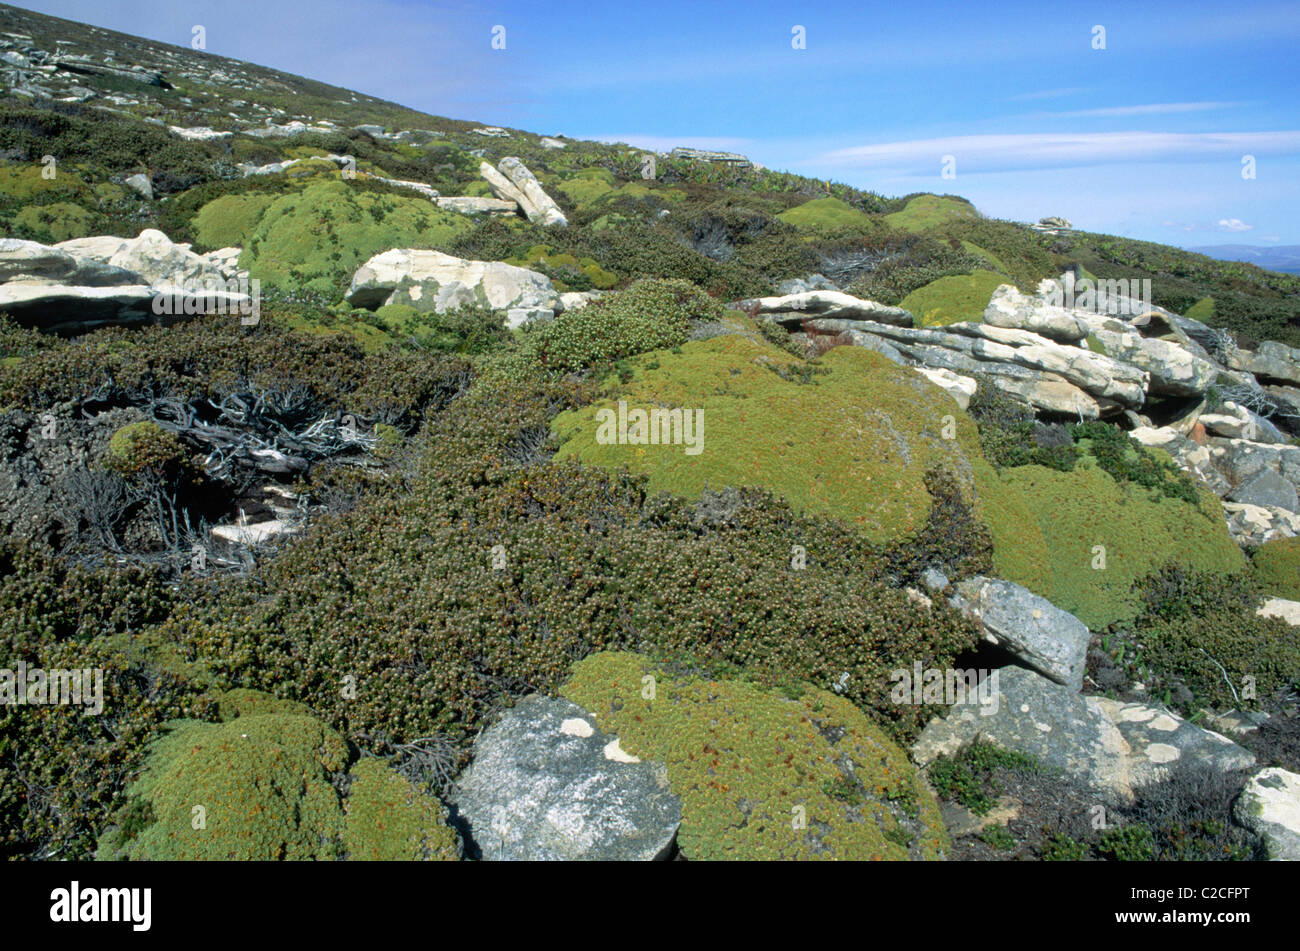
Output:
top-left (19, 0), bottom-right (1300, 246)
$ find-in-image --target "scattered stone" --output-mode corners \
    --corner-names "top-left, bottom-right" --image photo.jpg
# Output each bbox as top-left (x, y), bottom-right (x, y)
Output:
top-left (1226, 468), bottom-right (1299, 513)
top-left (1234, 767), bottom-right (1300, 860)
top-left (123, 172), bottom-right (152, 200)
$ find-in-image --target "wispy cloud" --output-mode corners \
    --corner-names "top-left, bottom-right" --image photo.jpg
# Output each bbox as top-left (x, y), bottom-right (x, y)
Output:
top-left (808, 131), bottom-right (1300, 173)
top-left (1218, 218), bottom-right (1254, 232)
top-left (1035, 101), bottom-right (1243, 118)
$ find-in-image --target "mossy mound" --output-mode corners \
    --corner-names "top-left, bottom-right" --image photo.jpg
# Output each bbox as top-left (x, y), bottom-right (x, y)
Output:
top-left (900, 269), bottom-right (1008, 326)
top-left (553, 336), bottom-right (983, 544)
top-left (776, 196), bottom-right (874, 231)
top-left (96, 691), bottom-right (461, 861)
top-left (562, 651), bottom-right (949, 860)
top-left (505, 243), bottom-right (617, 290)
top-left (1184, 297), bottom-right (1215, 322)
top-left (103, 420), bottom-right (192, 482)
top-left (97, 710), bottom-right (350, 860)
top-left (191, 192), bottom-right (278, 249)
top-left (1252, 535), bottom-right (1300, 599)
top-left (13, 201), bottom-right (97, 242)
top-left (884, 194), bottom-right (980, 232)
top-left (241, 180), bottom-right (473, 295)
top-left (342, 758), bottom-right (460, 861)
top-left (976, 460), bottom-right (1245, 629)
top-left (556, 170), bottom-right (615, 207)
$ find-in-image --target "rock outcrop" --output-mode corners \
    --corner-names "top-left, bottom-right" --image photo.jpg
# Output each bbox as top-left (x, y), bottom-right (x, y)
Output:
top-left (346, 248), bottom-right (560, 327)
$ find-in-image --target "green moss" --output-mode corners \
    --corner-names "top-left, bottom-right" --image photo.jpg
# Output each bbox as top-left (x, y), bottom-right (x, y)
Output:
top-left (899, 269), bottom-right (1008, 326)
top-left (13, 201), bottom-right (96, 242)
top-left (1185, 297), bottom-right (1215, 322)
top-left (191, 192), bottom-right (278, 249)
top-left (1253, 535), bottom-right (1300, 599)
top-left (241, 180), bottom-right (473, 295)
top-left (776, 196), bottom-right (874, 231)
top-left (98, 711), bottom-right (349, 860)
top-left (556, 175), bottom-right (614, 207)
top-left (553, 335), bottom-right (983, 544)
top-left (342, 759), bottom-right (459, 861)
top-left (884, 194), bottom-right (980, 232)
top-left (977, 461), bottom-right (1245, 628)
top-left (104, 420), bottom-right (191, 481)
top-left (960, 241), bottom-right (1008, 274)
top-left (562, 651), bottom-right (949, 860)
top-left (0, 164), bottom-right (92, 203)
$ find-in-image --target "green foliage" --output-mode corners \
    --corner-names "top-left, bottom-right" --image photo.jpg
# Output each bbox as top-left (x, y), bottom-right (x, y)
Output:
top-left (553, 334), bottom-right (985, 545)
top-left (97, 709), bottom-right (350, 860)
top-left (190, 192), bottom-right (278, 250)
top-left (981, 825), bottom-right (1017, 851)
top-left (1124, 564), bottom-right (1300, 714)
top-left (928, 740), bottom-right (1041, 815)
top-left (0, 314), bottom-right (470, 433)
top-left (1041, 832), bottom-right (1090, 861)
top-left (241, 180), bottom-right (473, 295)
top-left (1070, 421), bottom-right (1200, 504)
top-left (534, 278), bottom-right (721, 370)
top-left (369, 302), bottom-right (508, 355)
top-left (1251, 534), bottom-right (1300, 599)
top-left (12, 200), bottom-right (97, 242)
top-left (845, 233), bottom-right (988, 305)
top-left (341, 758), bottom-right (460, 860)
top-left (884, 194), bottom-right (980, 232)
top-left (976, 460), bottom-right (1245, 629)
top-left (104, 421), bottom-right (193, 483)
top-left (776, 196), bottom-right (875, 231)
top-left (899, 270), bottom-right (1009, 326)
top-left (1097, 823), bottom-right (1155, 861)
top-left (562, 651), bottom-right (949, 860)
top-left (967, 382), bottom-right (1080, 472)
top-left (0, 543), bottom-right (202, 860)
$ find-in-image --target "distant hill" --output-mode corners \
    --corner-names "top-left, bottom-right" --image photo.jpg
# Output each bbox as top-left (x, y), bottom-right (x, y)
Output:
top-left (1189, 245), bottom-right (1300, 274)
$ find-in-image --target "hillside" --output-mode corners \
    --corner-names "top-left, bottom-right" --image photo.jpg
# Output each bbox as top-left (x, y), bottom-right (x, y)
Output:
top-left (1, 2), bottom-right (1297, 867)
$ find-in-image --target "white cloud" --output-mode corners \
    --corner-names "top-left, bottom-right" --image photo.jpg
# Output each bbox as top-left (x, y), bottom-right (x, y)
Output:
top-left (807, 131), bottom-right (1300, 174)
top-left (1218, 218), bottom-right (1254, 232)
top-left (1036, 102), bottom-right (1242, 119)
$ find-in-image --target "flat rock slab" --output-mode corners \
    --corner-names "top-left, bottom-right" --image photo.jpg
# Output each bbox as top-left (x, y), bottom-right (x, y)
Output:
top-left (912, 666), bottom-right (1254, 802)
top-left (450, 694), bottom-right (681, 861)
top-left (953, 577), bottom-right (1091, 689)
top-left (1234, 767), bottom-right (1300, 860)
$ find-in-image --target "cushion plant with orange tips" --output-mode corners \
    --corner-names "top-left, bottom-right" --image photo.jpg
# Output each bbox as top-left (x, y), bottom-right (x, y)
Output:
top-left (562, 651), bottom-right (949, 860)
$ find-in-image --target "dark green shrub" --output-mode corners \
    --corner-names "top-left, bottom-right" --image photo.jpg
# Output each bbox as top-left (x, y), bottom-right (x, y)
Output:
top-left (534, 278), bottom-right (723, 370)
top-left (927, 740), bottom-right (1041, 815)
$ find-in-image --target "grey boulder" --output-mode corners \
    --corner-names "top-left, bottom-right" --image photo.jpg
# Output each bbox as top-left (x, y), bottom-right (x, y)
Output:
top-left (449, 694), bottom-right (681, 861)
top-left (912, 666), bottom-right (1254, 802)
top-left (953, 577), bottom-right (1091, 689)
